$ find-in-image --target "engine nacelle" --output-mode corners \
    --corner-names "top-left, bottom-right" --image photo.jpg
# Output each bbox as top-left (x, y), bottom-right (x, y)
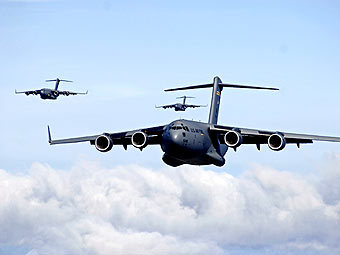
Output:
top-left (224, 131), bottom-right (243, 148)
top-left (131, 131), bottom-right (148, 149)
top-left (95, 134), bottom-right (113, 152)
top-left (268, 133), bottom-right (286, 151)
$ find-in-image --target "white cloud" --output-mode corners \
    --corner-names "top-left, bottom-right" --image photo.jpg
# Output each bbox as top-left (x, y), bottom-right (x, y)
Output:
top-left (0, 159), bottom-right (340, 255)
top-left (317, 153), bottom-right (340, 205)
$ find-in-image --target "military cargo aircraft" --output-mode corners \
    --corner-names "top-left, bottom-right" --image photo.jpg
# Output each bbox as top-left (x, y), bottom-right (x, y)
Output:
top-left (156, 96), bottom-right (207, 111)
top-left (48, 76), bottom-right (340, 167)
top-left (15, 78), bottom-right (88, 100)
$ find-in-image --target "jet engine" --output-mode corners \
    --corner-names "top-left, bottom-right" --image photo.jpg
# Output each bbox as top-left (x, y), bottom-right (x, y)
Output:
top-left (268, 133), bottom-right (286, 151)
top-left (131, 131), bottom-right (148, 149)
top-left (95, 134), bottom-right (113, 152)
top-left (65, 92), bottom-right (70, 96)
top-left (224, 131), bottom-right (243, 148)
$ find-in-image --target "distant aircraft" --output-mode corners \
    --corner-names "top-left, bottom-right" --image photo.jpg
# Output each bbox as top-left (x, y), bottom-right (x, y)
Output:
top-left (48, 76), bottom-right (340, 167)
top-left (156, 96), bottom-right (207, 111)
top-left (15, 78), bottom-right (88, 100)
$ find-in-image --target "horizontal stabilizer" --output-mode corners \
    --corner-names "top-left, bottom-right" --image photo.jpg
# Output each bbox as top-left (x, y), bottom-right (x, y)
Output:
top-left (165, 83), bottom-right (278, 92)
top-left (220, 83), bottom-right (278, 90)
top-left (176, 96), bottom-right (195, 99)
top-left (46, 79), bottom-right (73, 82)
top-left (165, 83), bottom-right (213, 91)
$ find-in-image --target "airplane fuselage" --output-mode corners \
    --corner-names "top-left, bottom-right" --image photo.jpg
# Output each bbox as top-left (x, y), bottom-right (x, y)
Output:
top-left (174, 104), bottom-right (185, 111)
top-left (160, 119), bottom-right (228, 167)
top-left (38, 88), bottom-right (59, 100)
top-left (17, 78), bottom-right (85, 100)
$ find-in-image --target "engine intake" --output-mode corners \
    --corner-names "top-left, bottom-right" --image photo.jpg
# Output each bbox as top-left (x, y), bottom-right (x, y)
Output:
top-left (95, 134), bottom-right (113, 152)
top-left (131, 131), bottom-right (148, 149)
top-left (224, 131), bottom-right (243, 148)
top-left (268, 133), bottom-right (286, 151)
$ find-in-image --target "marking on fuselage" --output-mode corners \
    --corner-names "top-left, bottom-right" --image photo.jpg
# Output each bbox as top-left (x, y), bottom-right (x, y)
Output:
top-left (216, 91), bottom-right (220, 96)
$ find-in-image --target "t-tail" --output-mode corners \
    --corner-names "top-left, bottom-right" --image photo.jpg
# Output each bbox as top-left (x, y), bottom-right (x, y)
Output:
top-left (165, 76), bottom-right (279, 125)
top-left (176, 95), bottom-right (195, 105)
top-left (46, 78), bottom-right (73, 91)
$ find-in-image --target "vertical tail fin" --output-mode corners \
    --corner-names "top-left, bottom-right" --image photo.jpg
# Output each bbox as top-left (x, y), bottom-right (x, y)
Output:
top-left (164, 77), bottom-right (223, 124)
top-left (47, 125), bottom-right (52, 144)
top-left (45, 78), bottom-right (73, 91)
top-left (208, 76), bottom-right (223, 124)
top-left (176, 96), bottom-right (195, 105)
top-left (55, 79), bottom-right (60, 91)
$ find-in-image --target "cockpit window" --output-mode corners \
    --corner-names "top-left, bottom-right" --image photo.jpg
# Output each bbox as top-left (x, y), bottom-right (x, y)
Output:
top-left (170, 123), bottom-right (190, 131)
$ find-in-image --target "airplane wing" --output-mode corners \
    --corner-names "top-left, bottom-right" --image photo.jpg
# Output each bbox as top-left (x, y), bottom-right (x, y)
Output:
top-left (155, 104), bottom-right (175, 109)
top-left (58, 90), bottom-right (88, 96)
top-left (185, 104), bottom-right (207, 108)
top-left (15, 89), bottom-right (41, 95)
top-left (48, 125), bottom-right (166, 147)
top-left (210, 124), bottom-right (340, 147)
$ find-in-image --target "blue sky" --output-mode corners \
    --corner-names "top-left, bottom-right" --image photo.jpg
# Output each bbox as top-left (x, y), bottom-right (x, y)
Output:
top-left (1, 0), bottom-right (340, 173)
top-left (0, 0), bottom-right (340, 254)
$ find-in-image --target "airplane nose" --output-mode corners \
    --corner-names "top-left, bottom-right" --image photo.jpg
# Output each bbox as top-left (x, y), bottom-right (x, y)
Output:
top-left (170, 131), bottom-right (182, 145)
top-left (162, 129), bottom-right (183, 154)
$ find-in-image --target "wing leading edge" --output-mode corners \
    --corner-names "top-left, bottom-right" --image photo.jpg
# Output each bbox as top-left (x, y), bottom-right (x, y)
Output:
top-left (155, 104), bottom-right (176, 109)
top-left (15, 89), bottom-right (41, 95)
top-left (185, 104), bottom-right (207, 108)
top-left (58, 90), bottom-right (88, 96)
top-left (210, 125), bottom-right (340, 146)
top-left (48, 125), bottom-right (166, 147)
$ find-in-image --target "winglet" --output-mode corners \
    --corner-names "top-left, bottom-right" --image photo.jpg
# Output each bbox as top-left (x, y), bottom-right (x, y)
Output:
top-left (48, 125), bottom-right (52, 144)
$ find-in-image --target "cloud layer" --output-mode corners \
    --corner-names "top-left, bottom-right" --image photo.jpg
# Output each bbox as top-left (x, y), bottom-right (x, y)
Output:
top-left (1, 157), bottom-right (340, 255)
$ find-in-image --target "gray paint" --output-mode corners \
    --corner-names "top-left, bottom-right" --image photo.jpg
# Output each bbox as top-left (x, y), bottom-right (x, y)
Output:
top-left (156, 96), bottom-right (206, 111)
top-left (208, 76), bottom-right (223, 124)
top-left (15, 78), bottom-right (88, 100)
top-left (48, 76), bottom-right (340, 167)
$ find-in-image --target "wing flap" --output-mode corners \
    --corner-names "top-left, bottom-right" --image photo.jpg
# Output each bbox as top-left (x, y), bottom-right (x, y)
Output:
top-left (15, 90), bottom-right (41, 95)
top-left (283, 132), bottom-right (340, 142)
top-left (58, 90), bottom-right (88, 96)
top-left (50, 135), bottom-right (98, 145)
top-left (48, 125), bottom-right (165, 146)
top-left (211, 125), bottom-right (340, 145)
top-left (156, 104), bottom-right (175, 109)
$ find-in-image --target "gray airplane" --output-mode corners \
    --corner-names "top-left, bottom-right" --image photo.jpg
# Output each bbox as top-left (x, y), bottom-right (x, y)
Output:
top-left (15, 78), bottom-right (88, 100)
top-left (156, 96), bottom-right (207, 111)
top-left (48, 76), bottom-right (340, 167)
